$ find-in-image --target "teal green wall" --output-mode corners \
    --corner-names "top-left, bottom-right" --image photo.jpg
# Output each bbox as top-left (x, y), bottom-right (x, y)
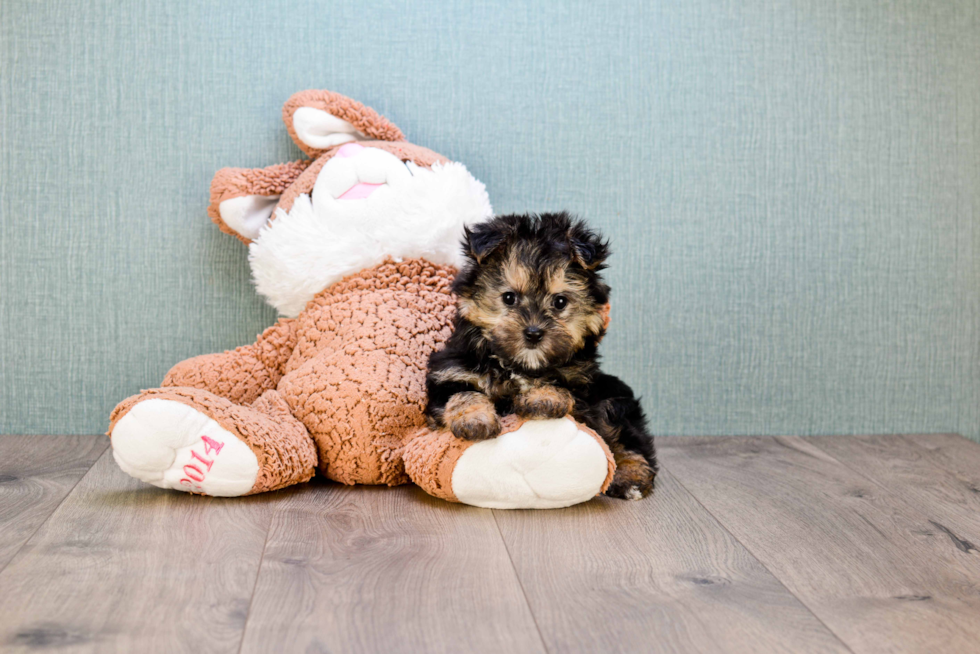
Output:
top-left (2, 1), bottom-right (978, 440)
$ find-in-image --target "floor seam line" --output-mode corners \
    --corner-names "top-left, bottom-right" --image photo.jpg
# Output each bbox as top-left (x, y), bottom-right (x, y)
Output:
top-left (0, 437), bottom-right (109, 578)
top-left (660, 457), bottom-right (858, 654)
top-left (491, 509), bottom-right (552, 654)
top-left (235, 497), bottom-right (277, 654)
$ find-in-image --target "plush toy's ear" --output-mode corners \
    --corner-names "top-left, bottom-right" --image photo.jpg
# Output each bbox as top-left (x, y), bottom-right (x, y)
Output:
top-left (208, 160), bottom-right (310, 243)
top-left (283, 90), bottom-right (405, 157)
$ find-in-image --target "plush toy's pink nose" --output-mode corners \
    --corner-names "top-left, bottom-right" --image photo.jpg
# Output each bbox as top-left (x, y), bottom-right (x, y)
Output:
top-left (337, 142), bottom-right (365, 158)
top-left (332, 141), bottom-right (386, 200)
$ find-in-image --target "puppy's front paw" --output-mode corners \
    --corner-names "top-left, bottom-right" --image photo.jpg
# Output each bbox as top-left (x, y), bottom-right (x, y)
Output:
top-left (605, 453), bottom-right (656, 500)
top-left (445, 392), bottom-right (501, 441)
top-left (514, 386), bottom-right (574, 420)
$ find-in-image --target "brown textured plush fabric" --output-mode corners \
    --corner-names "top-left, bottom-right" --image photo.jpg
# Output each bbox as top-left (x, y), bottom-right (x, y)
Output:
top-left (282, 89), bottom-right (405, 157)
top-left (279, 258), bottom-right (457, 484)
top-left (402, 428), bottom-right (476, 502)
top-left (163, 319), bottom-right (298, 406)
top-left (112, 258), bottom-right (458, 492)
top-left (208, 160), bottom-right (311, 243)
top-left (109, 387), bottom-right (317, 494)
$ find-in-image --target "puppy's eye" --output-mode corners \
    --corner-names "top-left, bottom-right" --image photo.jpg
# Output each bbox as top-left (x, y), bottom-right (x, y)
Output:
top-left (553, 295), bottom-right (568, 311)
top-left (502, 292), bottom-right (517, 306)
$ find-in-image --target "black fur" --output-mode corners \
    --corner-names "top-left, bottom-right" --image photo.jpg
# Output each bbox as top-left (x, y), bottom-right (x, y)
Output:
top-left (426, 212), bottom-right (657, 500)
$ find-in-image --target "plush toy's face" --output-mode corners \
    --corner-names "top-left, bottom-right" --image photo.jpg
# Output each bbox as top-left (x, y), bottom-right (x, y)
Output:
top-left (309, 142), bottom-right (446, 225)
top-left (315, 142), bottom-right (403, 201)
top-left (211, 91), bottom-right (493, 316)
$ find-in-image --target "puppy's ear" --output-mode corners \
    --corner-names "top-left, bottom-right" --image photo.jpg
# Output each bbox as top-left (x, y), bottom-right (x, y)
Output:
top-left (568, 221), bottom-right (610, 271)
top-left (463, 224), bottom-right (507, 264)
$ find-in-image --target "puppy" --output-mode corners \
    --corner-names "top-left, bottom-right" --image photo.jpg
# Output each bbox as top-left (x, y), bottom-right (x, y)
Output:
top-left (425, 212), bottom-right (657, 500)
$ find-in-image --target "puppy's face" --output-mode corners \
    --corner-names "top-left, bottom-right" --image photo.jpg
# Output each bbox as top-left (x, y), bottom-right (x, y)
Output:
top-left (455, 213), bottom-right (610, 371)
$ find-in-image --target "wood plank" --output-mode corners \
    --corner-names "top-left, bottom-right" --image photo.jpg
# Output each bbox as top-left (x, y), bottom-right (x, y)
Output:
top-left (0, 435), bottom-right (107, 571)
top-left (810, 434), bottom-right (980, 548)
top-left (240, 483), bottom-right (547, 654)
top-left (0, 450), bottom-right (281, 653)
top-left (492, 468), bottom-right (849, 654)
top-left (661, 436), bottom-right (980, 654)
top-left (901, 433), bottom-right (980, 497)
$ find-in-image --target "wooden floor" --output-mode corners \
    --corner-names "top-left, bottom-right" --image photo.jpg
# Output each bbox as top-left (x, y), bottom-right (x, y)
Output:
top-left (2, 435), bottom-right (980, 653)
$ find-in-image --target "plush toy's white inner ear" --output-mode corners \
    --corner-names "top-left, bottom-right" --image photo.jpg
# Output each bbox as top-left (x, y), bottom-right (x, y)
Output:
top-left (292, 107), bottom-right (367, 150)
top-left (219, 195), bottom-right (280, 241)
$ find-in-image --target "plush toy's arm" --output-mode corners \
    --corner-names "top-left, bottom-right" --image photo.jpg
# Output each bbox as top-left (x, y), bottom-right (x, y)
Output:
top-left (403, 416), bottom-right (616, 509)
top-left (162, 318), bottom-right (298, 406)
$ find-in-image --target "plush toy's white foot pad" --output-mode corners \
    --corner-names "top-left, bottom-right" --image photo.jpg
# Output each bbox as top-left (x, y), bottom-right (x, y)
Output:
top-left (111, 399), bottom-right (259, 497)
top-left (451, 418), bottom-right (609, 509)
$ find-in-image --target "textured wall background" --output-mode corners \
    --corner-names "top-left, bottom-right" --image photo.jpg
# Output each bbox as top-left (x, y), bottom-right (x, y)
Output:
top-left (1, 0), bottom-right (977, 440)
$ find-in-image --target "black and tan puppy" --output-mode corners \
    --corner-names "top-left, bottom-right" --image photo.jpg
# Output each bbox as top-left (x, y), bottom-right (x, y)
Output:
top-left (425, 212), bottom-right (657, 500)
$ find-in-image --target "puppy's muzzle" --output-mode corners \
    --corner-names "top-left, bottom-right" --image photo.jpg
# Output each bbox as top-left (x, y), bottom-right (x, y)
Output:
top-left (523, 326), bottom-right (545, 346)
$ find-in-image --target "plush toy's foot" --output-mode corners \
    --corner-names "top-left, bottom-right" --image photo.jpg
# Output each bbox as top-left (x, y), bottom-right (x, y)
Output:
top-left (404, 416), bottom-right (615, 509)
top-left (108, 388), bottom-right (317, 496)
top-left (111, 398), bottom-right (259, 496)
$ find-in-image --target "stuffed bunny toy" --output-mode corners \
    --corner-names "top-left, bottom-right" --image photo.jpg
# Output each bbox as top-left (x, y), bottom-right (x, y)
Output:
top-left (109, 90), bottom-right (615, 509)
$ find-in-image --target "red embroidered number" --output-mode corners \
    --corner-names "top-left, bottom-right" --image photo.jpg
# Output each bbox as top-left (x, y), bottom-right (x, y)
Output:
top-left (201, 435), bottom-right (225, 456)
top-left (183, 464), bottom-right (205, 482)
top-left (189, 450), bottom-right (214, 471)
top-left (179, 434), bottom-right (225, 490)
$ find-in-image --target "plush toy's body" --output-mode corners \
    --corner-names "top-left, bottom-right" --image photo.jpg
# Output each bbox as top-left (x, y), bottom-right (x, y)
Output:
top-left (109, 90), bottom-right (615, 508)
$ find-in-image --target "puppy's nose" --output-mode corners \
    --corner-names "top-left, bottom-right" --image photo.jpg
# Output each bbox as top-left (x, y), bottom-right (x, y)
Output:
top-left (523, 326), bottom-right (544, 345)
